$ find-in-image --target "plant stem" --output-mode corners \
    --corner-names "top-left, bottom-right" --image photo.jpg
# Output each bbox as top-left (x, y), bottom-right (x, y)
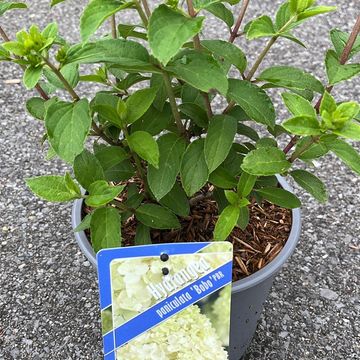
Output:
top-left (141, 0), bottom-right (151, 18)
top-left (42, 57), bottom-right (80, 101)
top-left (111, 15), bottom-right (117, 38)
top-left (134, 0), bottom-right (148, 27)
top-left (285, 15), bottom-right (360, 154)
top-left (0, 25), bottom-right (50, 100)
top-left (289, 136), bottom-right (319, 163)
top-left (340, 15), bottom-right (360, 64)
top-left (162, 71), bottom-right (186, 135)
top-left (229, 0), bottom-right (251, 43)
top-left (315, 15), bottom-right (360, 111)
top-left (246, 36), bottom-right (277, 80)
top-left (186, 0), bottom-right (213, 118)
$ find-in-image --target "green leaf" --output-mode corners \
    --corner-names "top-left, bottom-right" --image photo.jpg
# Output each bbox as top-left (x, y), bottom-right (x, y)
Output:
top-left (126, 88), bottom-right (158, 124)
top-left (289, 0), bottom-right (315, 14)
top-left (26, 175), bottom-right (81, 202)
top-left (135, 204), bottom-right (181, 229)
top-left (330, 29), bottom-right (360, 60)
top-left (74, 213), bottom-right (92, 232)
top-left (201, 40), bottom-right (247, 73)
top-left (237, 206), bottom-right (249, 230)
top-left (104, 159), bottom-right (135, 182)
top-left (90, 207), bottom-right (121, 252)
top-left (258, 66), bottom-right (324, 93)
top-left (45, 99), bottom-right (92, 163)
top-left (224, 190), bottom-right (238, 205)
top-left (148, 133), bottom-right (186, 200)
top-left (159, 182), bottom-right (190, 217)
top-left (214, 205), bottom-right (240, 241)
top-left (209, 166), bottom-right (237, 189)
top-left (275, 1), bottom-right (292, 30)
top-left (281, 92), bottom-right (316, 117)
top-left (332, 102), bottom-right (360, 125)
top-left (246, 16), bottom-right (276, 40)
top-left (131, 104), bottom-right (172, 135)
top-left (148, 5), bottom-right (204, 65)
top-left (0, 1), bottom-right (27, 16)
top-left (80, 0), bottom-right (132, 42)
top-left (204, 115), bottom-right (237, 173)
top-left (326, 50), bottom-right (360, 85)
top-left (64, 172), bottom-right (81, 196)
top-left (295, 137), bottom-right (328, 160)
top-left (118, 24), bottom-right (147, 40)
top-left (127, 131), bottom-right (159, 168)
top-left (26, 97), bottom-right (46, 120)
top-left (43, 64), bottom-right (79, 90)
top-left (326, 139), bottom-right (360, 175)
top-left (85, 180), bottom-right (125, 207)
top-left (227, 79), bottom-right (275, 128)
top-left (237, 172), bottom-right (257, 197)
top-left (256, 188), bottom-right (301, 209)
top-left (135, 223), bottom-right (152, 245)
top-left (167, 51), bottom-right (228, 95)
top-left (290, 169), bottom-right (328, 203)
top-left (74, 149), bottom-right (106, 189)
top-left (23, 66), bottom-right (43, 90)
top-left (51, 0), bottom-right (67, 6)
top-left (94, 146), bottom-right (129, 171)
top-left (237, 123), bottom-right (260, 141)
top-left (64, 39), bottom-right (156, 72)
top-left (333, 122), bottom-right (360, 141)
top-left (193, 0), bottom-right (220, 10)
top-left (205, 3), bottom-right (234, 29)
top-left (282, 116), bottom-right (321, 136)
top-left (91, 92), bottom-right (122, 126)
top-left (297, 6), bottom-right (336, 21)
top-left (2, 41), bottom-right (26, 56)
top-left (241, 147), bottom-right (291, 176)
top-left (179, 103), bottom-right (208, 128)
top-left (180, 138), bottom-right (209, 196)
top-left (319, 91), bottom-right (337, 116)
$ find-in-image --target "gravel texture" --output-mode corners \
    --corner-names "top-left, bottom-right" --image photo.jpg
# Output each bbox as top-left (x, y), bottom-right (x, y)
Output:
top-left (0, 1), bottom-right (359, 359)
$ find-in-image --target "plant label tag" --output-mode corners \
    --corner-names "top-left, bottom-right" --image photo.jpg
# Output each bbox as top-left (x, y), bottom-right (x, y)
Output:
top-left (97, 242), bottom-right (233, 360)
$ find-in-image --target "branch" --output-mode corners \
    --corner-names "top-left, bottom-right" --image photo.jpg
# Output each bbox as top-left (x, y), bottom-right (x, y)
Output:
top-left (0, 25), bottom-right (50, 100)
top-left (134, 0), bottom-right (148, 27)
top-left (162, 71), bottom-right (187, 136)
top-left (229, 0), bottom-right (251, 43)
top-left (42, 57), bottom-right (80, 101)
top-left (315, 15), bottom-right (360, 111)
top-left (111, 15), bottom-right (117, 39)
top-left (141, 0), bottom-right (151, 18)
top-left (246, 36), bottom-right (277, 80)
top-left (285, 15), bottom-right (360, 155)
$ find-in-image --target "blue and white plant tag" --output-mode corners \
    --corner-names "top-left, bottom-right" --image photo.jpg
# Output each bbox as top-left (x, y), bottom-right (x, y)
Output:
top-left (97, 242), bottom-right (233, 360)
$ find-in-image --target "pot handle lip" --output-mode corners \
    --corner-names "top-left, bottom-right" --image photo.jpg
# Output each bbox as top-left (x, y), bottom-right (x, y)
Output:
top-left (232, 175), bottom-right (302, 293)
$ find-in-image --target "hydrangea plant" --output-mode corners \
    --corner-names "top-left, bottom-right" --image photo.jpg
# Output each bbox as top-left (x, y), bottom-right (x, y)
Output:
top-left (1, 0), bottom-right (360, 251)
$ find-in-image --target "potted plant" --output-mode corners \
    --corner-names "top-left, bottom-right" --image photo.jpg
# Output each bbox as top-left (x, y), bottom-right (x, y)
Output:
top-left (1, 0), bottom-right (359, 358)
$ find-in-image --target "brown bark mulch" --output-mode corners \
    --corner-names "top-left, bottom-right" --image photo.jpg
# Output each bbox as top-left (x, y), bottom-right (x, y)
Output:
top-left (84, 184), bottom-right (292, 282)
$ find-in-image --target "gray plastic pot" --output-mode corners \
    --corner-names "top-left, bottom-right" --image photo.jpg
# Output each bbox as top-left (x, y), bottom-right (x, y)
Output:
top-left (71, 176), bottom-right (301, 360)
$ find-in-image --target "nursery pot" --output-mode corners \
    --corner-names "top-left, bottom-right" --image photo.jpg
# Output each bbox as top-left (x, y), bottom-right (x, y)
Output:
top-left (71, 176), bottom-right (301, 360)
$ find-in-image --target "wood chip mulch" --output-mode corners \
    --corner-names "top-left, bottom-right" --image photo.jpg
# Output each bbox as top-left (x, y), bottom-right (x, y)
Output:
top-left (84, 185), bottom-right (292, 282)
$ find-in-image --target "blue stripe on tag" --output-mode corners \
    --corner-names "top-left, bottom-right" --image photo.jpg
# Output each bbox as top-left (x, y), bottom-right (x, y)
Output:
top-left (103, 331), bottom-right (114, 355)
top-left (97, 242), bottom-right (211, 309)
top-left (104, 351), bottom-right (115, 360)
top-left (113, 261), bottom-right (232, 349)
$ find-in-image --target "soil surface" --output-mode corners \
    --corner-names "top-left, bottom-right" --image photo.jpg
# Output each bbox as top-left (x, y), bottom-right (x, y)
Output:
top-left (85, 190), bottom-right (292, 281)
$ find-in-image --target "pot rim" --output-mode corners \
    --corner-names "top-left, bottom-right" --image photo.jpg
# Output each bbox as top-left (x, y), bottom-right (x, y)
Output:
top-left (71, 176), bottom-right (301, 293)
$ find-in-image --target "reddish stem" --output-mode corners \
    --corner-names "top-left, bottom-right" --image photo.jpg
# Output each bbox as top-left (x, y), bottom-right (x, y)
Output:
top-left (229, 0), bottom-right (251, 43)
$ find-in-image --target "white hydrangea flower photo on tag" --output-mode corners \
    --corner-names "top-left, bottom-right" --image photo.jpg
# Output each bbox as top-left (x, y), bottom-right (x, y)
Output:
top-left (97, 242), bottom-right (233, 360)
